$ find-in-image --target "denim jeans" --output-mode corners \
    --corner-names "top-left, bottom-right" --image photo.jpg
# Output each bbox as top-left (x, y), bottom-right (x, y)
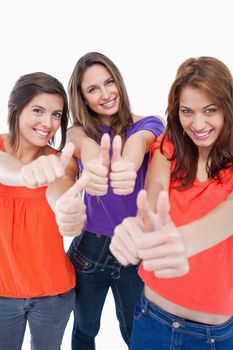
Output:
top-left (131, 292), bottom-right (233, 350)
top-left (67, 231), bottom-right (144, 350)
top-left (0, 288), bottom-right (75, 350)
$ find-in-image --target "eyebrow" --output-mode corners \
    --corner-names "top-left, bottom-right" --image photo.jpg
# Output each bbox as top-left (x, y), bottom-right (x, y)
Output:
top-left (32, 105), bottom-right (63, 113)
top-left (85, 76), bottom-right (113, 90)
top-left (180, 103), bottom-right (217, 109)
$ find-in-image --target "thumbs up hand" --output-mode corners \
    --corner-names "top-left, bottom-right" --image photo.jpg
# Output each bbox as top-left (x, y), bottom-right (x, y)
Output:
top-left (110, 189), bottom-right (189, 278)
top-left (83, 133), bottom-right (110, 196)
top-left (110, 135), bottom-right (136, 195)
top-left (109, 189), bottom-right (164, 267)
top-left (20, 143), bottom-right (75, 188)
top-left (136, 190), bottom-right (189, 278)
top-left (54, 173), bottom-right (89, 237)
top-left (136, 189), bottom-right (170, 232)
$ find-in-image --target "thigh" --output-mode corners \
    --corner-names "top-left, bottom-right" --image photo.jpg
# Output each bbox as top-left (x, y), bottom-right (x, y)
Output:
top-left (0, 297), bottom-right (27, 350)
top-left (69, 232), bottom-right (111, 322)
top-left (28, 289), bottom-right (75, 350)
top-left (74, 266), bottom-right (110, 327)
top-left (111, 265), bottom-right (143, 325)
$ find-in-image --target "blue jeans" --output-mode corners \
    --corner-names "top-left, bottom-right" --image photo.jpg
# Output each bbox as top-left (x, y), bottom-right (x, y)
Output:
top-left (131, 292), bottom-right (233, 349)
top-left (67, 231), bottom-right (144, 350)
top-left (0, 289), bottom-right (75, 350)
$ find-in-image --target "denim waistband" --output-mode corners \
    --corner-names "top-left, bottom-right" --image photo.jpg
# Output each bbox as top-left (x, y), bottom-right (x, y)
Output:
top-left (139, 293), bottom-right (233, 340)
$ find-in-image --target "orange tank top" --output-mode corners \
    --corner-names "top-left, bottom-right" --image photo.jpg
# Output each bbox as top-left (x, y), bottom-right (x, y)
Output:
top-left (0, 135), bottom-right (75, 298)
top-left (139, 136), bottom-right (233, 315)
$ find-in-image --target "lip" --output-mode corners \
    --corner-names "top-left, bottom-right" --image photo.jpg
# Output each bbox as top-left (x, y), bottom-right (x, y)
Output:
top-left (191, 129), bottom-right (212, 140)
top-left (101, 97), bottom-right (117, 109)
top-left (33, 128), bottom-right (50, 139)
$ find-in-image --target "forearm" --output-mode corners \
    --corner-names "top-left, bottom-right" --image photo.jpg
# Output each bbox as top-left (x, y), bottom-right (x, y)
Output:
top-left (144, 150), bottom-right (171, 212)
top-left (46, 177), bottom-right (75, 210)
top-left (46, 157), bottom-right (78, 210)
top-left (80, 138), bottom-right (100, 165)
top-left (0, 151), bottom-right (24, 186)
top-left (67, 126), bottom-right (100, 163)
top-left (180, 193), bottom-right (233, 257)
top-left (122, 135), bottom-right (148, 171)
top-left (145, 182), bottom-right (164, 213)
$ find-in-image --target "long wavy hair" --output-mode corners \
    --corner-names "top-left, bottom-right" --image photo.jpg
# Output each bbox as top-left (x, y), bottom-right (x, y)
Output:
top-left (68, 52), bottom-right (133, 142)
top-left (161, 56), bottom-right (233, 189)
top-left (8, 72), bottom-right (69, 151)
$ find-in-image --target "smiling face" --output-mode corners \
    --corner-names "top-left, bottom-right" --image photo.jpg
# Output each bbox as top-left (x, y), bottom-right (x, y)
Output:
top-left (81, 64), bottom-right (120, 125)
top-left (179, 86), bottom-right (224, 156)
top-left (18, 93), bottom-right (64, 148)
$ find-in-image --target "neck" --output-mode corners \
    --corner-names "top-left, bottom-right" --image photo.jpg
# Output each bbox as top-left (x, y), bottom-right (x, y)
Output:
top-left (12, 142), bottom-right (46, 164)
top-left (198, 147), bottom-right (210, 163)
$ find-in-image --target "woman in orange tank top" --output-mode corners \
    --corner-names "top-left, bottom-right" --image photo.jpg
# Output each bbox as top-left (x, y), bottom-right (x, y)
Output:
top-left (110, 57), bottom-right (233, 349)
top-left (0, 72), bottom-right (87, 350)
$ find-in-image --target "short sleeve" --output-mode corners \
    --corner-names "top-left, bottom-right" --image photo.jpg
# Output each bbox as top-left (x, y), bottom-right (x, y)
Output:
top-left (149, 134), bottom-right (174, 163)
top-left (126, 116), bottom-right (165, 139)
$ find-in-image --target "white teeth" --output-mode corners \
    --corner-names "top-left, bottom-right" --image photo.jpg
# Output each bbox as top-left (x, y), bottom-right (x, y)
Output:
top-left (34, 129), bottom-right (49, 136)
top-left (193, 130), bottom-right (211, 137)
top-left (102, 100), bottom-right (115, 107)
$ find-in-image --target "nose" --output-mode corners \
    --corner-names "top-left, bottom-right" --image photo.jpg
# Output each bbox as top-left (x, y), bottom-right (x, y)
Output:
top-left (100, 87), bottom-right (111, 100)
top-left (41, 114), bottom-right (52, 129)
top-left (192, 114), bottom-right (206, 130)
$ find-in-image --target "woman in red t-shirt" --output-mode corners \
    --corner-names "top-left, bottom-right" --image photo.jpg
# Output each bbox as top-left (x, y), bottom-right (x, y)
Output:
top-left (0, 72), bottom-right (87, 349)
top-left (110, 56), bottom-right (233, 349)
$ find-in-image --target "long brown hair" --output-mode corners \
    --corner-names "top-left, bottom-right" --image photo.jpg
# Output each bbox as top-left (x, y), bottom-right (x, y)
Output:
top-left (68, 52), bottom-right (133, 142)
top-left (161, 56), bottom-right (233, 189)
top-left (8, 72), bottom-right (69, 150)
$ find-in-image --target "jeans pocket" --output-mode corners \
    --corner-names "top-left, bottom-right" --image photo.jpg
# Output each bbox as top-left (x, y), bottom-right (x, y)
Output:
top-left (73, 250), bottom-right (97, 273)
top-left (134, 302), bottom-right (144, 321)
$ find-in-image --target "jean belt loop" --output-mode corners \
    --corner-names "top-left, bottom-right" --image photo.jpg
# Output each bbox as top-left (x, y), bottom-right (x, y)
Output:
top-left (142, 294), bottom-right (149, 314)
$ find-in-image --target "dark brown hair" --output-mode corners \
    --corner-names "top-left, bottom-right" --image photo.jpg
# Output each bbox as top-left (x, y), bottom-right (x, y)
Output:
top-left (8, 72), bottom-right (69, 150)
top-left (68, 52), bottom-right (133, 142)
top-left (162, 56), bottom-right (233, 189)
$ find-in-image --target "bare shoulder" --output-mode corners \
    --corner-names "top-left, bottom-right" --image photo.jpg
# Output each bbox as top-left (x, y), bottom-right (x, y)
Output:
top-left (67, 125), bottom-right (85, 138)
top-left (132, 114), bottom-right (144, 123)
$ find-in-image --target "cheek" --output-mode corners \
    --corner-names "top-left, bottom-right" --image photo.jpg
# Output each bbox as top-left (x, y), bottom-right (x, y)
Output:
top-left (179, 116), bottom-right (188, 130)
top-left (82, 90), bottom-right (97, 107)
top-left (53, 119), bottom-right (62, 132)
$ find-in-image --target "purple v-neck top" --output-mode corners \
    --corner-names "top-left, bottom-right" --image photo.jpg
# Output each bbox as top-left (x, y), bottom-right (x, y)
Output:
top-left (80, 116), bottom-right (164, 237)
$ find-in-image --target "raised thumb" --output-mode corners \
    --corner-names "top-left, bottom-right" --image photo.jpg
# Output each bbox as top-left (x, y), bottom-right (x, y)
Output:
top-left (60, 142), bottom-right (75, 169)
top-left (100, 133), bottom-right (110, 168)
top-left (137, 189), bottom-right (154, 232)
top-left (60, 173), bottom-right (89, 201)
top-left (111, 135), bottom-right (122, 163)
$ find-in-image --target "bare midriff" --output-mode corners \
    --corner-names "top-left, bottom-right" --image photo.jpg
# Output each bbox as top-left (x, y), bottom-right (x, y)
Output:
top-left (144, 285), bottom-right (231, 325)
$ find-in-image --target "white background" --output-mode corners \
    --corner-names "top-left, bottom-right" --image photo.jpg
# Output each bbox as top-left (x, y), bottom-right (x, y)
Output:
top-left (0, 1), bottom-right (232, 349)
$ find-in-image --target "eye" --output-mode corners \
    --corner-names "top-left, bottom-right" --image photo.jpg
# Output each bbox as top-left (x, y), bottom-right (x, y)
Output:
top-left (53, 112), bottom-right (62, 120)
top-left (88, 87), bottom-right (97, 94)
top-left (33, 108), bottom-right (43, 115)
top-left (205, 108), bottom-right (216, 114)
top-left (180, 108), bottom-right (193, 116)
top-left (106, 79), bottom-right (115, 86)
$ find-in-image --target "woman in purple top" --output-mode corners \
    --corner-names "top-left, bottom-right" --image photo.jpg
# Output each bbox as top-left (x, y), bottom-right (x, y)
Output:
top-left (67, 52), bottom-right (164, 349)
